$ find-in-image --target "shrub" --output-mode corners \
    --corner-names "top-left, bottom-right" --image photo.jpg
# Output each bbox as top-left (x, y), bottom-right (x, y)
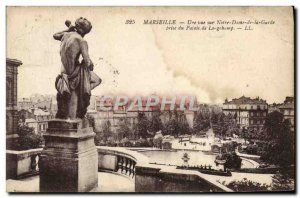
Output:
top-left (226, 178), bottom-right (270, 192)
top-left (17, 125), bottom-right (43, 150)
top-left (271, 170), bottom-right (295, 191)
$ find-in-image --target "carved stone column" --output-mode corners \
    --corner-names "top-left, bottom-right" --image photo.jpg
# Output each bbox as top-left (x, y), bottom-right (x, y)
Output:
top-left (39, 119), bottom-right (98, 192)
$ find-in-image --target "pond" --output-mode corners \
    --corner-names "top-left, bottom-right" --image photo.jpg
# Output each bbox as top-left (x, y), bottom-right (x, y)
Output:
top-left (138, 150), bottom-right (256, 170)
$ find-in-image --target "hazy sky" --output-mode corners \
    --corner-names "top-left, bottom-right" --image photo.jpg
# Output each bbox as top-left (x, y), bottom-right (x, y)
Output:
top-left (7, 7), bottom-right (294, 104)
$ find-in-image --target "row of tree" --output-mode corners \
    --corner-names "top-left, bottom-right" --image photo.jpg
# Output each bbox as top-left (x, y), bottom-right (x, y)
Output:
top-left (89, 110), bottom-right (192, 146)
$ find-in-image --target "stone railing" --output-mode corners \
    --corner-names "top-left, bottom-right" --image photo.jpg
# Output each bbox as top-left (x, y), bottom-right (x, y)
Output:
top-left (135, 163), bottom-right (233, 192)
top-left (6, 148), bottom-right (42, 179)
top-left (7, 147), bottom-right (232, 192)
top-left (6, 146), bottom-right (148, 181)
top-left (96, 146), bottom-right (149, 180)
top-left (97, 147), bottom-right (232, 192)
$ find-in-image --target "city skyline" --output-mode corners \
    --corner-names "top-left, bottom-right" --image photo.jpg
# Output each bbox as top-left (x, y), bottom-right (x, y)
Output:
top-left (17, 92), bottom-right (293, 105)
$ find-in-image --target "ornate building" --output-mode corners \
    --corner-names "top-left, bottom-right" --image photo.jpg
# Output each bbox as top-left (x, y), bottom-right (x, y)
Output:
top-left (279, 96), bottom-right (294, 127)
top-left (6, 58), bottom-right (22, 142)
top-left (223, 96), bottom-right (268, 130)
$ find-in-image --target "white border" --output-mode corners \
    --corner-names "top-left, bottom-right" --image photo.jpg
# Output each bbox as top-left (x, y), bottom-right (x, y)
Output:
top-left (0, 1), bottom-right (298, 198)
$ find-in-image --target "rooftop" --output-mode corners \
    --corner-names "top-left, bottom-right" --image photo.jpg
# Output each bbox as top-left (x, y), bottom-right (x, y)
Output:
top-left (224, 96), bottom-right (267, 105)
top-left (279, 102), bottom-right (294, 109)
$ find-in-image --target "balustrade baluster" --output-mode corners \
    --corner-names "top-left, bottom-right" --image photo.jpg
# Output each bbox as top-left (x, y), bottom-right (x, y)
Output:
top-left (118, 156), bottom-right (123, 174)
top-left (126, 159), bottom-right (131, 175)
top-left (121, 157), bottom-right (125, 174)
top-left (132, 161), bottom-right (136, 178)
top-left (128, 160), bottom-right (132, 176)
top-left (30, 154), bottom-right (37, 172)
top-left (123, 157), bottom-right (127, 175)
top-left (35, 154), bottom-right (40, 171)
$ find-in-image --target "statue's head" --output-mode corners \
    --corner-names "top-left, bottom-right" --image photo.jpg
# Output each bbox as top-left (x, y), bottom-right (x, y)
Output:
top-left (75, 17), bottom-right (92, 37)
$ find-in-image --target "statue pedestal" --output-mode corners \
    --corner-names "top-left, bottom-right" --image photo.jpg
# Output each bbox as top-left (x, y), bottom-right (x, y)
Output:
top-left (39, 119), bottom-right (98, 192)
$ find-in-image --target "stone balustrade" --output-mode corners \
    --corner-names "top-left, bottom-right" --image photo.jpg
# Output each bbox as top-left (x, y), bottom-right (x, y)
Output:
top-left (6, 148), bottom-right (42, 179)
top-left (96, 146), bottom-right (149, 180)
top-left (6, 146), bottom-right (231, 192)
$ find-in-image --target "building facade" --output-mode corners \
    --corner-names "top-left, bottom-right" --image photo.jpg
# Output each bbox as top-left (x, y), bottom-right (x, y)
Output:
top-left (223, 96), bottom-right (268, 130)
top-left (87, 96), bottom-right (198, 140)
top-left (19, 108), bottom-right (54, 134)
top-left (6, 58), bottom-right (22, 140)
top-left (279, 96), bottom-right (294, 127)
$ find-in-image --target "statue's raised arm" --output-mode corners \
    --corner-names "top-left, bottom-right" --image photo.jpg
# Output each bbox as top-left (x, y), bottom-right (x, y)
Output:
top-left (53, 20), bottom-right (76, 41)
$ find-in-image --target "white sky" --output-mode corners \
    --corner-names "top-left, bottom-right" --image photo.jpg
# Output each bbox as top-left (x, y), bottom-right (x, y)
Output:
top-left (6, 6), bottom-right (294, 104)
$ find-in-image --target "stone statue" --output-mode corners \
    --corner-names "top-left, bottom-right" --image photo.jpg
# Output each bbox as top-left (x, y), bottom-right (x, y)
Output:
top-left (53, 17), bottom-right (101, 119)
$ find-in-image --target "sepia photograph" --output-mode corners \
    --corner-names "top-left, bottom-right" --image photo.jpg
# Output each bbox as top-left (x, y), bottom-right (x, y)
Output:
top-left (5, 6), bottom-right (295, 193)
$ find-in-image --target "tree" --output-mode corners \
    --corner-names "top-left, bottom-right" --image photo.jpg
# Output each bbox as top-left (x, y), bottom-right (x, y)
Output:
top-left (193, 111), bottom-right (210, 133)
top-left (264, 111), bottom-right (284, 139)
top-left (164, 118), bottom-right (179, 137)
top-left (17, 125), bottom-right (43, 150)
top-left (117, 119), bottom-right (131, 141)
top-left (213, 112), bottom-right (229, 138)
top-left (149, 111), bottom-right (164, 134)
top-left (103, 120), bottom-right (112, 140)
top-left (95, 120), bottom-right (112, 146)
top-left (178, 120), bottom-right (191, 136)
top-left (241, 127), bottom-right (249, 143)
top-left (134, 112), bottom-right (151, 139)
top-left (225, 152), bottom-right (241, 170)
top-left (261, 111), bottom-right (295, 167)
top-left (210, 110), bottom-right (219, 125)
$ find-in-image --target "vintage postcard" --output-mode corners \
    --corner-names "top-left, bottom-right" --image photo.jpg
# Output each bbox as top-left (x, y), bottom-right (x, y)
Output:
top-left (6, 6), bottom-right (294, 193)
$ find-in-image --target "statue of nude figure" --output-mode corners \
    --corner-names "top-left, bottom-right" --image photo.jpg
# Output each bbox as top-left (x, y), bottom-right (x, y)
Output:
top-left (53, 17), bottom-right (101, 119)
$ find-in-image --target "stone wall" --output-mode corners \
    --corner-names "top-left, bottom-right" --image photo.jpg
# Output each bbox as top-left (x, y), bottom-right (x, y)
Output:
top-left (6, 148), bottom-right (42, 179)
top-left (6, 58), bottom-right (22, 148)
top-left (135, 165), bottom-right (233, 192)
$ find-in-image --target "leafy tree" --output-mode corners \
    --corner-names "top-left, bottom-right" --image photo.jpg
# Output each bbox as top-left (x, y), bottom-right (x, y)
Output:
top-left (178, 120), bottom-right (191, 136)
top-left (134, 112), bottom-right (151, 139)
top-left (193, 111), bottom-right (210, 133)
top-left (117, 119), bottom-right (131, 141)
top-left (17, 125), bottom-right (43, 150)
top-left (210, 110), bottom-right (219, 125)
top-left (149, 111), bottom-right (164, 134)
top-left (102, 120), bottom-right (112, 140)
top-left (261, 111), bottom-right (294, 167)
top-left (164, 118), bottom-right (179, 137)
top-left (224, 152), bottom-right (242, 170)
top-left (245, 144), bottom-right (258, 155)
top-left (94, 120), bottom-right (112, 146)
top-left (213, 113), bottom-right (229, 138)
top-left (264, 111), bottom-right (284, 139)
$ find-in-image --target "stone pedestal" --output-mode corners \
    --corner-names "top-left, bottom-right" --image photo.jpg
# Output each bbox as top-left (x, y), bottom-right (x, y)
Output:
top-left (39, 119), bottom-right (98, 192)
